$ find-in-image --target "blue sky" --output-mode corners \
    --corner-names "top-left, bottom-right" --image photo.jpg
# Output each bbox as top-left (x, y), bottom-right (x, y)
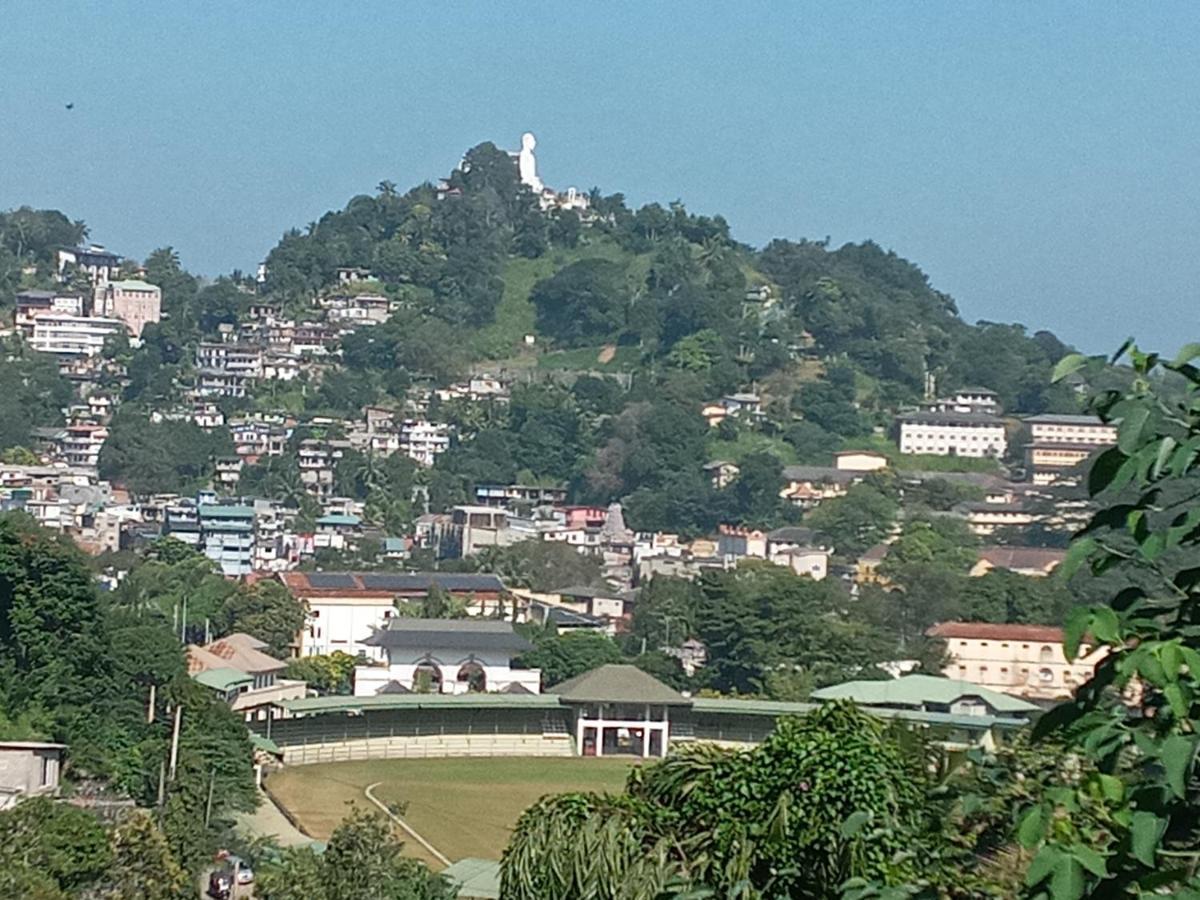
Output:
top-left (2, 2), bottom-right (1197, 353)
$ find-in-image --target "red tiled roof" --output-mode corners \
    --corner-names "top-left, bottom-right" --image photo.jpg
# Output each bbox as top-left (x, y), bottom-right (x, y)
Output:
top-left (927, 621), bottom-right (1064, 643)
top-left (976, 546), bottom-right (1066, 572)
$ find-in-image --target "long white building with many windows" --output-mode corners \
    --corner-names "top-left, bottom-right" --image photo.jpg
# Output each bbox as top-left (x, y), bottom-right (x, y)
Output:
top-left (897, 411), bottom-right (1007, 458)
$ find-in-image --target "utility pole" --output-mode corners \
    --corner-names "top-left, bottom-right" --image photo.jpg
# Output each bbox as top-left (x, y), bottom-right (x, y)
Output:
top-left (156, 760), bottom-right (166, 809)
top-left (204, 768), bottom-right (216, 827)
top-left (180, 598), bottom-right (188, 644)
top-left (168, 706), bottom-right (182, 781)
top-left (146, 683), bottom-right (156, 724)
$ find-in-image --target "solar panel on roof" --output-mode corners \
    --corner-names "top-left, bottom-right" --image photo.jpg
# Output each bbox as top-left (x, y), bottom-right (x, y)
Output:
top-left (361, 574), bottom-right (426, 591)
top-left (306, 573), bottom-right (357, 589)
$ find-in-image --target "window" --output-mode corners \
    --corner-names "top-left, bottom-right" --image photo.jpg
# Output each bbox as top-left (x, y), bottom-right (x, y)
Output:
top-left (1039, 645), bottom-right (1055, 662)
top-left (40, 756), bottom-right (52, 787)
top-left (1038, 668), bottom-right (1054, 683)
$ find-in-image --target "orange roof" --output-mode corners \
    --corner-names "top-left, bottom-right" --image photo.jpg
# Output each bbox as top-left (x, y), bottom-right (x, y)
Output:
top-left (928, 621), bottom-right (1064, 643)
top-left (976, 546), bottom-right (1066, 572)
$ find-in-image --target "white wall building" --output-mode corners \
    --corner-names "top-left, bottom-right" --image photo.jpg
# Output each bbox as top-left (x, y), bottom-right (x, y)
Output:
top-left (398, 419), bottom-right (451, 466)
top-left (354, 619), bottom-right (539, 696)
top-left (897, 411), bottom-right (1007, 458)
top-left (282, 571), bottom-right (510, 658)
top-left (30, 314), bottom-right (125, 357)
top-left (1024, 413), bottom-right (1117, 447)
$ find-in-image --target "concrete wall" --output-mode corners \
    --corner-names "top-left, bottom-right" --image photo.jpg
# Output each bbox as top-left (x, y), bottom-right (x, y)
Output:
top-left (281, 733), bottom-right (574, 765)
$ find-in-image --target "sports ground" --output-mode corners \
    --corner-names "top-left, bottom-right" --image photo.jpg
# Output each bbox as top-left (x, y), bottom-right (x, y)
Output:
top-left (267, 757), bottom-right (636, 866)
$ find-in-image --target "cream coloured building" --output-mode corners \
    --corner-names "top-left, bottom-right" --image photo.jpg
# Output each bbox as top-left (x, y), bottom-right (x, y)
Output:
top-left (1023, 413), bottom-right (1117, 485)
top-left (928, 621), bottom-right (1108, 702)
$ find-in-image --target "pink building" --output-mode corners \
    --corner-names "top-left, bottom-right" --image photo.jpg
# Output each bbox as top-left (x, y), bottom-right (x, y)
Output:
top-left (101, 279), bottom-right (162, 337)
top-left (562, 506), bottom-right (608, 529)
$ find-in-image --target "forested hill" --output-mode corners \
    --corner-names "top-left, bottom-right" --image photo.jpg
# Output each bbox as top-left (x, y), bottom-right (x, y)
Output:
top-left (1, 140), bottom-right (1085, 529)
top-left (254, 141), bottom-right (1077, 413)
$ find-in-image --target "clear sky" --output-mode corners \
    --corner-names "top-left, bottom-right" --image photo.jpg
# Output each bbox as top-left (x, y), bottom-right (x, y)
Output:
top-left (2, 3), bottom-right (1197, 354)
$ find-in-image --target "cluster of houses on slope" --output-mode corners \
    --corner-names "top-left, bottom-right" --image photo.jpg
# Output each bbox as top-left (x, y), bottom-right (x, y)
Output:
top-left (14, 245), bottom-right (163, 365)
top-left (894, 387), bottom-right (1117, 485)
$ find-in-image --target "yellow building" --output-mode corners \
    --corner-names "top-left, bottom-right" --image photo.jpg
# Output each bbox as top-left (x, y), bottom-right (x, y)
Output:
top-left (927, 621), bottom-right (1108, 702)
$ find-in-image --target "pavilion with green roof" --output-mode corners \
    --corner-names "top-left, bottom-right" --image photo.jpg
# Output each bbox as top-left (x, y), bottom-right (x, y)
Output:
top-left (548, 664), bottom-right (690, 757)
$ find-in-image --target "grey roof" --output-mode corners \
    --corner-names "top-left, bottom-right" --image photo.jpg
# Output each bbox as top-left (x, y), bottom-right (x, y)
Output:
top-left (1023, 413), bottom-right (1108, 425)
top-left (364, 619), bottom-right (532, 653)
top-left (545, 607), bottom-right (607, 628)
top-left (376, 680), bottom-right (412, 695)
top-left (548, 664), bottom-right (689, 705)
top-left (767, 526), bottom-right (819, 545)
top-left (557, 584), bottom-right (620, 601)
top-left (290, 572), bottom-right (505, 593)
top-left (898, 410), bottom-right (1004, 426)
top-left (358, 573), bottom-right (504, 593)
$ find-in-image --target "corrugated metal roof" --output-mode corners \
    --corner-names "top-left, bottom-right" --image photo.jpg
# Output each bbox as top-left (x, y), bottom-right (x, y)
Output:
top-left (193, 667), bottom-right (253, 691)
top-left (810, 674), bottom-right (1039, 714)
top-left (693, 696), bottom-right (1030, 730)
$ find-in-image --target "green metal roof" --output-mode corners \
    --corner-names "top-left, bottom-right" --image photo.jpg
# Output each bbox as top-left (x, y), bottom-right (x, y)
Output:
top-left (548, 664), bottom-right (689, 705)
top-left (316, 513), bottom-right (361, 526)
top-left (691, 696), bottom-right (1028, 731)
top-left (250, 732), bottom-right (281, 755)
top-left (810, 674), bottom-right (1039, 715)
top-left (199, 505), bottom-right (255, 519)
top-left (281, 692), bottom-right (560, 715)
top-left (194, 667), bottom-right (252, 691)
top-left (442, 858), bottom-right (500, 899)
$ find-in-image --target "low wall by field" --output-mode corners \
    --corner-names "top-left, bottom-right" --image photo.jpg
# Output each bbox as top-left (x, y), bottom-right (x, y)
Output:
top-left (280, 732), bottom-right (575, 765)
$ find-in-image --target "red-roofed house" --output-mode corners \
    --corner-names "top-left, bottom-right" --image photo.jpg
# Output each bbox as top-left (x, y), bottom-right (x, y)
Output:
top-left (971, 546), bottom-right (1066, 578)
top-left (188, 633), bottom-right (306, 721)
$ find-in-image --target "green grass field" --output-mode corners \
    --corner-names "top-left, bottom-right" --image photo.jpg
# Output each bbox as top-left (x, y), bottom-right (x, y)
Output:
top-left (267, 757), bottom-right (636, 866)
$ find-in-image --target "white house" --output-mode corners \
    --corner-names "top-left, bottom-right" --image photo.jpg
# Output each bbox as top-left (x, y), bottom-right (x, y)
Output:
top-left (281, 571), bottom-right (510, 658)
top-left (354, 619), bottom-right (540, 696)
top-left (0, 741), bottom-right (64, 810)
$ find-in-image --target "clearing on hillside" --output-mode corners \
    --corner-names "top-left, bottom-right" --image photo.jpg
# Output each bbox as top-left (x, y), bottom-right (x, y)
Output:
top-left (267, 757), bottom-right (636, 867)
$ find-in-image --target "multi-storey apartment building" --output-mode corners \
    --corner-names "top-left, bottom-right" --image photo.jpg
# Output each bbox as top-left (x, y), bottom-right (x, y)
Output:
top-left (30, 314), bottom-right (125, 357)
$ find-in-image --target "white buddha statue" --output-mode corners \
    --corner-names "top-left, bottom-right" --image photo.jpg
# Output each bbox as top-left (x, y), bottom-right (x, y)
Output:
top-left (517, 132), bottom-right (544, 193)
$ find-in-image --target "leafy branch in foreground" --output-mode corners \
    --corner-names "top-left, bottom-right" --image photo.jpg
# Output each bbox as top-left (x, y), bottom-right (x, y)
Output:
top-left (1016, 343), bottom-right (1200, 898)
